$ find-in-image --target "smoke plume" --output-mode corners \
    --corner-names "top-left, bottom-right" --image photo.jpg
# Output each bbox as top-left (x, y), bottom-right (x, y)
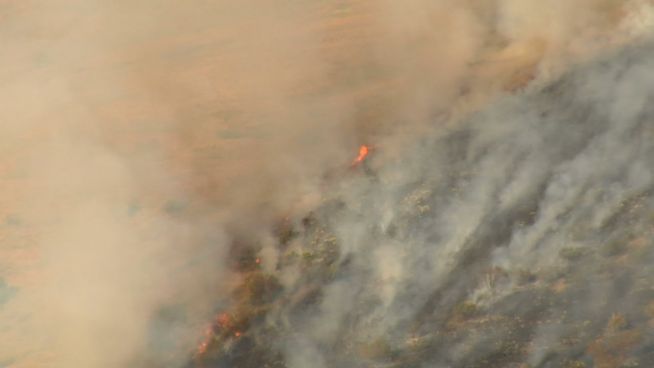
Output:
top-left (1, 1), bottom-right (653, 367)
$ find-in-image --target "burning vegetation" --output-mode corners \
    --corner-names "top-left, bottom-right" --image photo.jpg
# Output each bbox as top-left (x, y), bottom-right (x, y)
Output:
top-left (187, 39), bottom-right (654, 368)
top-left (351, 145), bottom-right (371, 167)
top-left (7, 2), bottom-right (654, 367)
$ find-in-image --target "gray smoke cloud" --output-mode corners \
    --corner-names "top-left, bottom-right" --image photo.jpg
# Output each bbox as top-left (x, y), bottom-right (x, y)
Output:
top-left (1, 1), bottom-right (654, 368)
top-left (237, 39), bottom-right (654, 368)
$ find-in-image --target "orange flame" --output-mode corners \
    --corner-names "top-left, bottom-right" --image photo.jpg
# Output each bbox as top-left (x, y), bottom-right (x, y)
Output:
top-left (195, 313), bottom-right (233, 357)
top-left (196, 325), bottom-right (213, 355)
top-left (217, 313), bottom-right (231, 327)
top-left (352, 145), bottom-right (370, 166)
top-left (197, 341), bottom-right (209, 355)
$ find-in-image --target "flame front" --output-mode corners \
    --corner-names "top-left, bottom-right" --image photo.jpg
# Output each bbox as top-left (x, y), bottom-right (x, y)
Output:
top-left (352, 145), bottom-right (370, 165)
top-left (195, 312), bottom-right (237, 357)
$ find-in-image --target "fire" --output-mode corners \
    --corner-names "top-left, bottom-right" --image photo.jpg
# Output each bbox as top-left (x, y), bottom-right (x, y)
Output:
top-left (195, 313), bottom-right (235, 357)
top-left (352, 145), bottom-right (370, 166)
top-left (197, 341), bottom-right (209, 355)
top-left (196, 325), bottom-right (213, 356)
top-left (217, 313), bottom-right (231, 327)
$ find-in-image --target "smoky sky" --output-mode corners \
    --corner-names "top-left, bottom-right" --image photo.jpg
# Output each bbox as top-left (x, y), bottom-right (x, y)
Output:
top-left (1, 2), bottom-right (654, 368)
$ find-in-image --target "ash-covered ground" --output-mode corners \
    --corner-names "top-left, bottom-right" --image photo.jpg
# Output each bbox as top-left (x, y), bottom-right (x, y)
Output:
top-left (191, 41), bottom-right (654, 368)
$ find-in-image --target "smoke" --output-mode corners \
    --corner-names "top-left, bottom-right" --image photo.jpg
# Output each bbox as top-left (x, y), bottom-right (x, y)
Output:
top-left (321, 40), bottom-right (653, 367)
top-left (0, 1), bottom-right (653, 367)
